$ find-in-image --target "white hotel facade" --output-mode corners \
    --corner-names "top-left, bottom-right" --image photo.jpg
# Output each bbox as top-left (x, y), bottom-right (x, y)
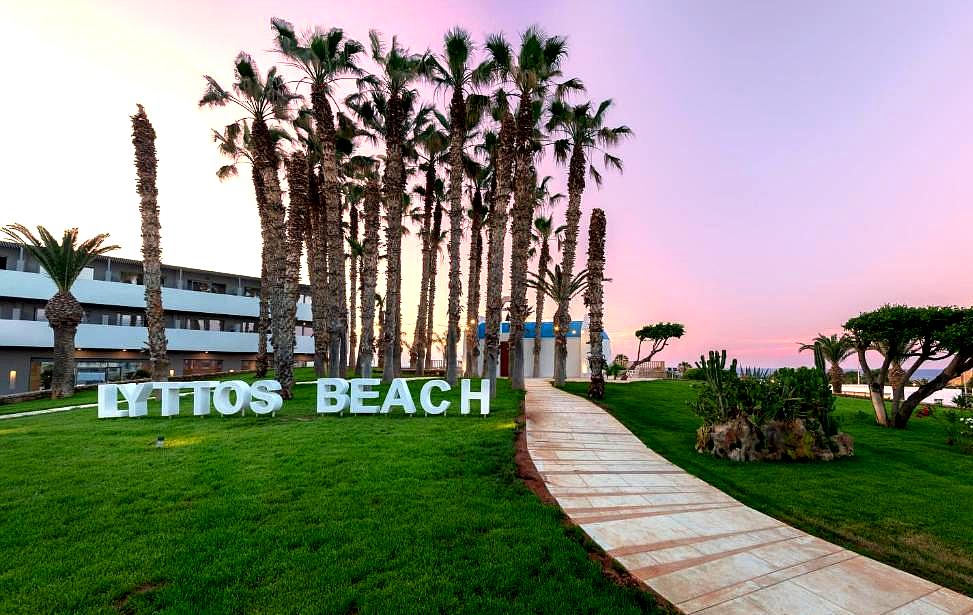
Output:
top-left (0, 241), bottom-right (314, 394)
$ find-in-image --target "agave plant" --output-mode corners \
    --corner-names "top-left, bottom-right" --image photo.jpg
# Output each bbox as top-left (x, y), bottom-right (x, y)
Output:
top-left (2, 225), bottom-right (118, 398)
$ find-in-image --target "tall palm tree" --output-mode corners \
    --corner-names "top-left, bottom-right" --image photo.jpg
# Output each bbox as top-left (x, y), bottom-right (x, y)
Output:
top-left (464, 160), bottom-right (489, 378)
top-left (349, 32), bottom-right (427, 383)
top-left (526, 265), bottom-right (588, 323)
top-left (2, 225), bottom-right (118, 398)
top-left (409, 109), bottom-right (448, 375)
top-left (425, 186), bottom-right (447, 371)
top-left (355, 171), bottom-right (382, 377)
top-left (799, 333), bottom-right (856, 394)
top-left (428, 27), bottom-right (493, 384)
top-left (585, 208), bottom-right (607, 399)
top-left (487, 28), bottom-right (580, 389)
top-left (482, 105), bottom-right (515, 395)
top-left (131, 104), bottom-right (169, 381)
top-left (272, 19), bottom-right (364, 378)
top-left (346, 203), bottom-right (362, 372)
top-left (200, 53), bottom-right (296, 382)
top-left (276, 152), bottom-right (309, 397)
top-left (547, 98), bottom-right (630, 385)
top-left (211, 120), bottom-right (288, 377)
top-left (529, 176), bottom-right (566, 377)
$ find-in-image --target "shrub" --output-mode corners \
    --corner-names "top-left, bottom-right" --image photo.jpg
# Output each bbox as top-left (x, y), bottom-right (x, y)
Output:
top-left (605, 363), bottom-right (626, 380)
top-left (691, 351), bottom-right (836, 433)
top-left (954, 392), bottom-right (973, 409)
top-left (682, 367), bottom-right (706, 380)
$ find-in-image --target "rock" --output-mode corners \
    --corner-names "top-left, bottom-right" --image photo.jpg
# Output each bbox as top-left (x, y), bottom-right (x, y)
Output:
top-left (697, 417), bottom-right (854, 463)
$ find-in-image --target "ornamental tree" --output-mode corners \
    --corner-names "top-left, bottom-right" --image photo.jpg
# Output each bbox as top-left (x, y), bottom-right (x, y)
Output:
top-left (630, 322), bottom-right (685, 370)
top-left (844, 305), bottom-right (973, 428)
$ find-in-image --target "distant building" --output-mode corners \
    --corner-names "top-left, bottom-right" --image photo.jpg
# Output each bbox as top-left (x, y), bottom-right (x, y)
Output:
top-left (0, 241), bottom-right (314, 394)
top-left (948, 369), bottom-right (972, 389)
top-left (471, 319), bottom-right (611, 379)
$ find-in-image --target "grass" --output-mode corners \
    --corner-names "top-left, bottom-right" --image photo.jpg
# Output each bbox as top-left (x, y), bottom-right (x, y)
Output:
top-left (0, 377), bottom-right (662, 614)
top-left (561, 379), bottom-right (973, 596)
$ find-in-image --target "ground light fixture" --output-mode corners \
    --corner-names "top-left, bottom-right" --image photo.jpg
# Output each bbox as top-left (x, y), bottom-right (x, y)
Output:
top-left (155, 435), bottom-right (165, 448)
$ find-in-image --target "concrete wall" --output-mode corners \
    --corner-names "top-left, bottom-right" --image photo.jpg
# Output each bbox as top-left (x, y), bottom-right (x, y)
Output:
top-left (841, 384), bottom-right (967, 408)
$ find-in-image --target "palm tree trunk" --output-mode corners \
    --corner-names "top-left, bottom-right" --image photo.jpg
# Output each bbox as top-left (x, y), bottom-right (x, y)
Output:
top-left (356, 178), bottom-right (381, 378)
top-left (381, 93), bottom-right (405, 383)
top-left (829, 363), bottom-right (844, 394)
top-left (348, 205), bottom-right (359, 372)
top-left (45, 291), bottom-right (83, 399)
top-left (277, 152), bottom-right (308, 397)
top-left (310, 82), bottom-right (344, 379)
top-left (445, 89), bottom-right (467, 384)
top-left (131, 105), bottom-right (169, 381)
top-left (464, 183), bottom-right (485, 378)
top-left (412, 164), bottom-right (435, 375)
top-left (554, 143), bottom-right (586, 386)
top-left (251, 119), bottom-right (287, 383)
top-left (508, 91), bottom-right (536, 390)
top-left (484, 111), bottom-right (515, 395)
top-left (585, 208), bottom-right (607, 399)
top-left (426, 202), bottom-right (443, 371)
top-left (252, 166), bottom-right (271, 378)
top-left (531, 236), bottom-right (552, 378)
top-left (306, 168), bottom-right (329, 376)
top-left (337, 193), bottom-right (349, 375)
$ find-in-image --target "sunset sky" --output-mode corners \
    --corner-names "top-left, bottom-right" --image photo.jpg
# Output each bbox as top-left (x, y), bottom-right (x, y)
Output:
top-left (1, 0), bottom-right (971, 367)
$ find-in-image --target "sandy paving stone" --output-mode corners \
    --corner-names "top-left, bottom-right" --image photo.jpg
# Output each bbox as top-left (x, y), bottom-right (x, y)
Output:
top-left (523, 379), bottom-right (973, 615)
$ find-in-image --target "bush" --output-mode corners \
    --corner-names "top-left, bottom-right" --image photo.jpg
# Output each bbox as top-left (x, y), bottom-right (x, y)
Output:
top-left (683, 367), bottom-right (706, 381)
top-left (953, 392), bottom-right (973, 409)
top-left (691, 351), bottom-right (836, 434)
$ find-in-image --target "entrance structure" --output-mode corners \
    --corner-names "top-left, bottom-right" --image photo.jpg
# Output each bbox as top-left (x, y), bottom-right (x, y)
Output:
top-left (472, 318), bottom-right (610, 379)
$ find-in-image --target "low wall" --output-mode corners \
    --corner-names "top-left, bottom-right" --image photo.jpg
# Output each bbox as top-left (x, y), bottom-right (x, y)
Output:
top-left (839, 384), bottom-right (965, 408)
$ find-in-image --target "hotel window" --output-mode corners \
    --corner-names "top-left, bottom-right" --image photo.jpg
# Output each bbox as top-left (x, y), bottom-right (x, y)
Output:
top-left (0, 255), bottom-right (7, 270)
top-left (34, 307), bottom-right (46, 321)
top-left (211, 282), bottom-right (227, 294)
top-left (244, 286), bottom-right (260, 297)
top-left (78, 266), bottom-right (95, 281)
top-left (184, 358), bottom-right (224, 376)
top-left (189, 280), bottom-right (210, 292)
top-left (120, 271), bottom-right (143, 285)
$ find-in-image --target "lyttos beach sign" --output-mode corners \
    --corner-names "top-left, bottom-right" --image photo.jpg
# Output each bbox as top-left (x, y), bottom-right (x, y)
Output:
top-left (97, 378), bottom-right (490, 419)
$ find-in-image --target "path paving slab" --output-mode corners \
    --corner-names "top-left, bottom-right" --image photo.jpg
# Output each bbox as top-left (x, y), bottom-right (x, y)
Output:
top-left (524, 380), bottom-right (973, 615)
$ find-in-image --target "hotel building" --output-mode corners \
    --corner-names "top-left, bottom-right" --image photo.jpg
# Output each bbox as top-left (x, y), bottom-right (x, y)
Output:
top-left (0, 241), bottom-right (314, 394)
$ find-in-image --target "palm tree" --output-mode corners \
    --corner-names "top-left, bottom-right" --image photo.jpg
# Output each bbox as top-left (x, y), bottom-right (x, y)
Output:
top-left (408, 109), bottom-right (448, 375)
top-left (272, 19), bottom-right (364, 378)
top-left (547, 98), bottom-right (630, 385)
top-left (487, 27), bottom-right (580, 389)
top-left (276, 151), bottom-right (309, 397)
top-left (355, 171), bottom-right (382, 377)
top-left (464, 160), bottom-right (489, 378)
top-left (799, 333), bottom-right (855, 393)
top-left (346, 205), bottom-right (362, 373)
top-left (526, 265), bottom-right (588, 323)
top-left (212, 120), bottom-right (290, 377)
top-left (529, 176), bottom-right (566, 377)
top-left (131, 104), bottom-right (169, 381)
top-left (350, 32), bottom-right (426, 383)
top-left (425, 190), bottom-right (447, 371)
top-left (200, 53), bottom-right (296, 383)
top-left (428, 27), bottom-right (493, 384)
top-left (585, 208), bottom-right (607, 399)
top-left (481, 107), bottom-right (515, 395)
top-left (1, 225), bottom-right (118, 398)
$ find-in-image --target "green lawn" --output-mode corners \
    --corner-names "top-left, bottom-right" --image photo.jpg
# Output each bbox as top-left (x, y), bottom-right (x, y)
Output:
top-left (0, 377), bottom-right (661, 614)
top-left (562, 380), bottom-right (973, 596)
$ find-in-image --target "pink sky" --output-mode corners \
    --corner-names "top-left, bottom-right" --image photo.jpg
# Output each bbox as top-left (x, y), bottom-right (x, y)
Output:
top-left (1, 0), bottom-right (971, 367)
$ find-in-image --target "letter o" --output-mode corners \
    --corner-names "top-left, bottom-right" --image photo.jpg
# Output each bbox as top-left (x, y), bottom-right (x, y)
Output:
top-left (214, 381), bottom-right (251, 415)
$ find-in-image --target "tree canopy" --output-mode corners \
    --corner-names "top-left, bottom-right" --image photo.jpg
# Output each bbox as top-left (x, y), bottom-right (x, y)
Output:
top-left (844, 304), bottom-right (973, 428)
top-left (631, 322), bottom-right (685, 368)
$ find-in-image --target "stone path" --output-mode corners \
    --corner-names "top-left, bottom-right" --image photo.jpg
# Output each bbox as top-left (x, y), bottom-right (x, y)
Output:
top-left (524, 380), bottom-right (973, 615)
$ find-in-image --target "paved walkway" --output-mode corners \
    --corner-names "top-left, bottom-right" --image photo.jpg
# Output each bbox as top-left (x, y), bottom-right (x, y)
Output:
top-left (524, 380), bottom-right (973, 615)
